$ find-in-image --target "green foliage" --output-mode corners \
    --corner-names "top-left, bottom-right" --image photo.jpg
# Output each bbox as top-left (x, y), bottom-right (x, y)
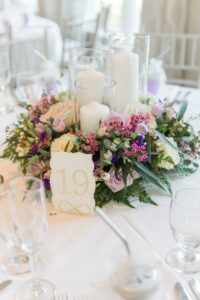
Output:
top-left (95, 179), bottom-right (157, 208)
top-left (177, 100), bottom-right (188, 121)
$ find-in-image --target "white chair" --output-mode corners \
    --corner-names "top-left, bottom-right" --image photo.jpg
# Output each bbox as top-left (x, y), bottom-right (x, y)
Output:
top-left (60, 0), bottom-right (102, 68)
top-left (149, 32), bottom-right (200, 88)
top-left (9, 25), bottom-right (50, 74)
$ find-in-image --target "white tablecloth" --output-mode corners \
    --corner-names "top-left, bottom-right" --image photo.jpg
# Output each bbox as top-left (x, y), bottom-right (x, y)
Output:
top-left (0, 85), bottom-right (200, 299)
top-left (0, 11), bottom-right (63, 70)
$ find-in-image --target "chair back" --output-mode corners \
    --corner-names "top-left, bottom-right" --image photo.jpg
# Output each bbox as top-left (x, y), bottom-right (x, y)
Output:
top-left (9, 25), bottom-right (49, 74)
top-left (149, 32), bottom-right (200, 88)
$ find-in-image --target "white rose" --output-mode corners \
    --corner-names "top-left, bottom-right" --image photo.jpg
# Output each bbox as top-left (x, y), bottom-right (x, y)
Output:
top-left (125, 103), bottom-right (151, 116)
top-left (51, 133), bottom-right (75, 152)
top-left (139, 92), bottom-right (156, 105)
top-left (156, 137), bottom-right (180, 170)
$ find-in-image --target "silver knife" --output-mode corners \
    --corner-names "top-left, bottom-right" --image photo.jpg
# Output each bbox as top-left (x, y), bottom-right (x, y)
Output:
top-left (174, 282), bottom-right (190, 300)
top-left (0, 279), bottom-right (13, 292)
top-left (189, 278), bottom-right (200, 299)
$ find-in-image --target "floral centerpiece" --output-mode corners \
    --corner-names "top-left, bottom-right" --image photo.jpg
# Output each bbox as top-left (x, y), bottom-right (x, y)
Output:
top-left (2, 92), bottom-right (200, 208)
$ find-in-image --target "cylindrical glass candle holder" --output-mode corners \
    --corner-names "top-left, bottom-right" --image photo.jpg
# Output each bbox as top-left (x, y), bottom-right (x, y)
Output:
top-left (69, 47), bottom-right (108, 93)
top-left (75, 77), bottom-right (116, 108)
top-left (74, 78), bottom-right (116, 133)
top-left (108, 33), bottom-right (150, 113)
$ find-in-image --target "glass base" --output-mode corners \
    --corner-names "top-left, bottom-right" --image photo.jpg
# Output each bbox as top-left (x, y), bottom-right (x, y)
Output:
top-left (2, 251), bottom-right (32, 278)
top-left (166, 248), bottom-right (200, 274)
top-left (15, 279), bottom-right (56, 300)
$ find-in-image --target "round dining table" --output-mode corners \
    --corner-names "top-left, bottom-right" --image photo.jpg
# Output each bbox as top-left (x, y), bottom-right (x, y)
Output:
top-left (0, 84), bottom-right (199, 299)
top-left (0, 9), bottom-right (63, 71)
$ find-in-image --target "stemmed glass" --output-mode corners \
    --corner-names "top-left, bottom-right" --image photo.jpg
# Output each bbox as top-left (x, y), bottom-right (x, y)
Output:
top-left (0, 190), bottom-right (31, 277)
top-left (166, 188), bottom-right (200, 273)
top-left (14, 72), bottom-right (43, 106)
top-left (8, 176), bottom-right (56, 299)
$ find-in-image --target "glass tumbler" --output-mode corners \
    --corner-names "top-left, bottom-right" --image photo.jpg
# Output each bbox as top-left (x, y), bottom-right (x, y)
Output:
top-left (69, 47), bottom-right (107, 92)
top-left (166, 188), bottom-right (200, 273)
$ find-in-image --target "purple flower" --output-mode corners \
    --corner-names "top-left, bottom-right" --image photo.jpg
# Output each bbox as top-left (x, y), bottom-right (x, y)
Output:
top-left (111, 154), bottom-right (121, 165)
top-left (29, 144), bottom-right (39, 155)
top-left (136, 135), bottom-right (145, 145)
top-left (43, 177), bottom-right (50, 189)
top-left (105, 168), bottom-right (133, 193)
top-left (43, 170), bottom-right (51, 190)
top-left (53, 118), bottom-right (66, 132)
top-left (135, 123), bottom-right (148, 135)
top-left (103, 112), bottom-right (129, 132)
top-left (40, 132), bottom-right (47, 141)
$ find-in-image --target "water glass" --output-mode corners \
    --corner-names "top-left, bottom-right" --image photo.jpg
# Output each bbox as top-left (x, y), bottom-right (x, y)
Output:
top-left (0, 190), bottom-right (31, 277)
top-left (8, 176), bottom-right (56, 299)
top-left (166, 188), bottom-right (200, 273)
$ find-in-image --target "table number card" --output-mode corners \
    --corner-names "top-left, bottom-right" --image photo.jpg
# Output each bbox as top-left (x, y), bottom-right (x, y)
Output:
top-left (50, 152), bottom-right (96, 215)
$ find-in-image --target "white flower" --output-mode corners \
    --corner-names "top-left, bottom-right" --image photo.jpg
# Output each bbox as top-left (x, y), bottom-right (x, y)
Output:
top-left (102, 172), bottom-right (110, 181)
top-left (125, 103), bottom-right (151, 116)
top-left (51, 133), bottom-right (75, 152)
top-left (16, 144), bottom-right (29, 157)
top-left (139, 92), bottom-right (156, 105)
top-left (156, 137), bottom-right (180, 170)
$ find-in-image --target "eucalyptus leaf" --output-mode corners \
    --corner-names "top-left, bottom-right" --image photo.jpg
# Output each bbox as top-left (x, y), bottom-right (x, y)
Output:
top-left (133, 161), bottom-right (169, 193)
top-left (177, 99), bottom-right (188, 121)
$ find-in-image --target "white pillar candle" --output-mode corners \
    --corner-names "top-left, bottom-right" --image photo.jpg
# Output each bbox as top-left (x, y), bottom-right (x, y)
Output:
top-left (76, 68), bottom-right (104, 107)
top-left (122, 0), bottom-right (142, 33)
top-left (110, 48), bottom-right (139, 113)
top-left (80, 101), bottom-right (109, 133)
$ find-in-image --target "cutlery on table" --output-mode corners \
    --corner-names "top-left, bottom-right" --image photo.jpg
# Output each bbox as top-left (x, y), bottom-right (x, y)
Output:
top-left (174, 282), bottom-right (191, 300)
top-left (189, 278), bottom-right (200, 299)
top-left (0, 279), bottom-right (13, 293)
top-left (55, 293), bottom-right (99, 300)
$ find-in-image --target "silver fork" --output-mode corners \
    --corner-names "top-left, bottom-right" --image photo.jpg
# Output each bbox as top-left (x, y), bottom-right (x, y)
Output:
top-left (55, 293), bottom-right (98, 300)
top-left (54, 292), bottom-right (69, 300)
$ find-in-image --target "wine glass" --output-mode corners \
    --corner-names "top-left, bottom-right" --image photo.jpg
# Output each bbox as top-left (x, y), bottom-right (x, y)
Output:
top-left (8, 176), bottom-right (56, 299)
top-left (166, 188), bottom-right (200, 273)
top-left (14, 72), bottom-right (43, 106)
top-left (0, 63), bottom-right (11, 114)
top-left (0, 190), bottom-right (31, 277)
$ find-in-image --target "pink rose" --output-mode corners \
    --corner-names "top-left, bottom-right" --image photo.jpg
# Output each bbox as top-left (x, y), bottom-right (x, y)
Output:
top-left (40, 100), bottom-right (74, 127)
top-left (151, 103), bottom-right (164, 118)
top-left (30, 161), bottom-right (46, 176)
top-left (105, 168), bottom-right (133, 193)
top-left (53, 118), bottom-right (66, 132)
top-left (103, 112), bottom-right (129, 131)
top-left (35, 122), bottom-right (45, 133)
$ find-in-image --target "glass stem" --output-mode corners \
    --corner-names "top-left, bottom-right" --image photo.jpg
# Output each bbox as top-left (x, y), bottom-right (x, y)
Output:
top-left (29, 251), bottom-right (38, 279)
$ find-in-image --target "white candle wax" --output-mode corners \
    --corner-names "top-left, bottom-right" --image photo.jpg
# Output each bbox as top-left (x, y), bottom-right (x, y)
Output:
top-left (80, 101), bottom-right (109, 133)
top-left (110, 48), bottom-right (139, 113)
top-left (76, 68), bottom-right (104, 107)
